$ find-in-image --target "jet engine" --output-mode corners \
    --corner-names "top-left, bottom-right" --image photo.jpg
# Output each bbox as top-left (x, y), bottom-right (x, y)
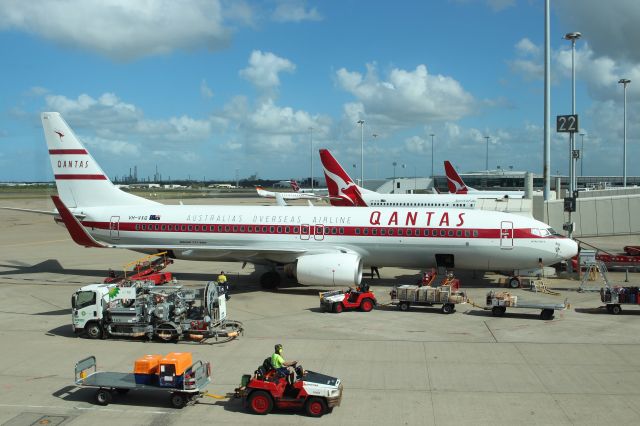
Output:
top-left (294, 253), bottom-right (362, 286)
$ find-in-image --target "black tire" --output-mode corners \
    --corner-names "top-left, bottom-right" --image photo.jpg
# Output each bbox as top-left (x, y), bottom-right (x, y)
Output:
top-left (540, 309), bottom-right (554, 320)
top-left (260, 271), bottom-right (281, 289)
top-left (95, 389), bottom-right (112, 406)
top-left (333, 303), bottom-right (343, 314)
top-left (248, 390), bottom-right (273, 415)
top-left (492, 306), bottom-right (506, 317)
top-left (611, 304), bottom-right (622, 315)
top-left (156, 323), bottom-right (179, 342)
top-left (399, 302), bottom-right (410, 312)
top-left (360, 298), bottom-right (374, 312)
top-left (170, 392), bottom-right (187, 409)
top-left (509, 277), bottom-right (520, 289)
top-left (85, 322), bottom-right (102, 340)
top-left (305, 396), bottom-right (328, 417)
top-left (441, 304), bottom-right (454, 314)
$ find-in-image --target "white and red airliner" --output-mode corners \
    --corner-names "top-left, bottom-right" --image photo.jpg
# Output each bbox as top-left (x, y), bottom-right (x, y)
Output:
top-left (290, 180), bottom-right (328, 195)
top-left (444, 161), bottom-right (525, 199)
top-left (30, 113), bottom-right (576, 288)
top-left (255, 185), bottom-right (323, 201)
top-left (319, 149), bottom-right (478, 208)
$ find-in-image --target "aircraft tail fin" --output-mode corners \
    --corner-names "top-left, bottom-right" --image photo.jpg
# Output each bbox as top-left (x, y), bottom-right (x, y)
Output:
top-left (319, 149), bottom-right (368, 206)
top-left (42, 112), bottom-right (158, 208)
top-left (444, 161), bottom-right (470, 194)
top-left (290, 180), bottom-right (300, 192)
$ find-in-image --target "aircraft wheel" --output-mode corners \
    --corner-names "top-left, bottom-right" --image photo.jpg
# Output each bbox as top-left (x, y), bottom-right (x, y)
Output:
top-left (509, 277), bottom-right (520, 289)
top-left (305, 397), bottom-right (328, 417)
top-left (260, 271), bottom-right (281, 289)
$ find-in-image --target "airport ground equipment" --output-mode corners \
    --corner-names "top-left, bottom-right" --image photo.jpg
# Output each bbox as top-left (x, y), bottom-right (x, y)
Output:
top-left (484, 290), bottom-right (567, 320)
top-left (319, 283), bottom-right (376, 313)
top-left (71, 281), bottom-right (243, 342)
top-left (74, 354), bottom-right (211, 408)
top-left (104, 252), bottom-right (173, 285)
top-left (234, 358), bottom-right (342, 417)
top-left (600, 286), bottom-right (640, 314)
top-left (390, 283), bottom-right (466, 314)
top-left (572, 246), bottom-right (640, 273)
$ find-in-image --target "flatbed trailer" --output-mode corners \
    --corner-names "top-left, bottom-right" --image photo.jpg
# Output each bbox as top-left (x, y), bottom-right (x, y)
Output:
top-left (600, 287), bottom-right (640, 314)
top-left (390, 284), bottom-right (466, 314)
top-left (75, 356), bottom-right (211, 408)
top-left (484, 290), bottom-right (567, 320)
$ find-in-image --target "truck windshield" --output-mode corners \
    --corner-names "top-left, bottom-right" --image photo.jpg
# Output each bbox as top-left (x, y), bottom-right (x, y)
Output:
top-left (73, 291), bottom-right (96, 309)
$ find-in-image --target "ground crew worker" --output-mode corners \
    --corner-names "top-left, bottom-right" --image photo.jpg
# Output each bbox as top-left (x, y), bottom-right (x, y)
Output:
top-left (217, 271), bottom-right (229, 300)
top-left (272, 344), bottom-right (297, 384)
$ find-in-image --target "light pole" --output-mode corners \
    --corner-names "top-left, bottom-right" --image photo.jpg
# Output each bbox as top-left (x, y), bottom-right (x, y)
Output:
top-left (579, 133), bottom-right (585, 177)
top-left (392, 161), bottom-right (397, 194)
top-left (484, 136), bottom-right (490, 171)
top-left (357, 120), bottom-right (365, 187)
top-left (308, 127), bottom-right (313, 190)
top-left (619, 78), bottom-right (631, 187)
top-left (543, 0), bottom-right (551, 200)
top-left (372, 133), bottom-right (378, 178)
top-left (564, 31), bottom-right (581, 196)
top-left (429, 133), bottom-right (435, 179)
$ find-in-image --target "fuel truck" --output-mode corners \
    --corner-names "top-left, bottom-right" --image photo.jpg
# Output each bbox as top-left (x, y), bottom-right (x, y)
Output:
top-left (71, 281), bottom-right (243, 343)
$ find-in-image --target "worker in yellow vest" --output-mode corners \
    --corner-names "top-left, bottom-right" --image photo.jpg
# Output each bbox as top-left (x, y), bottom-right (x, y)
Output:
top-left (217, 271), bottom-right (229, 300)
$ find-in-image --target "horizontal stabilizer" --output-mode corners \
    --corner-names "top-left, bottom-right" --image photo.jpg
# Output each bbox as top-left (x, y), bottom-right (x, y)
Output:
top-left (50, 195), bottom-right (108, 248)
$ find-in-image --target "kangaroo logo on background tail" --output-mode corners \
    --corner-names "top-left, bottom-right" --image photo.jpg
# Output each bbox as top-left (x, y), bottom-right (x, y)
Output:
top-left (319, 149), bottom-right (368, 206)
top-left (290, 180), bottom-right (300, 192)
top-left (54, 130), bottom-right (65, 142)
top-left (444, 161), bottom-right (468, 194)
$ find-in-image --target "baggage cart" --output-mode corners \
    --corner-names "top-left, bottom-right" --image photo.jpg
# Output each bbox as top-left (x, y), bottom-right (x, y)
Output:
top-left (484, 290), bottom-right (567, 320)
top-left (390, 284), bottom-right (466, 314)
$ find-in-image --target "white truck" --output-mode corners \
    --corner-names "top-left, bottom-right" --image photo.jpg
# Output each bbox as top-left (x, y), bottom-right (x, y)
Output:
top-left (71, 281), bottom-right (242, 342)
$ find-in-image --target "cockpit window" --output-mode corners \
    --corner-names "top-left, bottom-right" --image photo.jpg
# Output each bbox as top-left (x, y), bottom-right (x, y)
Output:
top-left (547, 227), bottom-right (560, 236)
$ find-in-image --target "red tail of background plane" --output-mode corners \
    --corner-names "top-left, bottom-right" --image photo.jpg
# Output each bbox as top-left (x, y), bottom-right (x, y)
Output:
top-left (444, 161), bottom-right (469, 194)
top-left (319, 149), bottom-right (368, 207)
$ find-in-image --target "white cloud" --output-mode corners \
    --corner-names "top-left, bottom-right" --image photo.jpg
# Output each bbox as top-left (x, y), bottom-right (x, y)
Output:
top-left (336, 63), bottom-right (476, 125)
top-left (0, 0), bottom-right (232, 60)
top-left (43, 92), bottom-right (211, 145)
top-left (240, 50), bottom-right (296, 92)
top-left (272, 0), bottom-right (322, 22)
top-left (200, 79), bottom-right (214, 99)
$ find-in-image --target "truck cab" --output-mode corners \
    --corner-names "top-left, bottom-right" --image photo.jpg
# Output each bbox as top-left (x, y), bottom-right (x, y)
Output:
top-left (71, 283), bottom-right (137, 338)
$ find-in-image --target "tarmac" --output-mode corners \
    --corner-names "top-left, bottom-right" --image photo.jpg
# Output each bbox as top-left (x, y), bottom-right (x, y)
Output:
top-left (1, 196), bottom-right (640, 425)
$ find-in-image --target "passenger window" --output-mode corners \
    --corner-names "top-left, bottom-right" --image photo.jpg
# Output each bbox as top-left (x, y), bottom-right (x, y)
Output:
top-left (339, 228), bottom-right (344, 235)
top-left (372, 229), bottom-right (377, 235)
top-left (456, 230), bottom-right (462, 237)
top-left (294, 227), bottom-right (300, 233)
top-left (225, 226), bottom-right (230, 232)
top-left (262, 226), bottom-right (267, 232)
top-left (181, 225), bottom-right (186, 231)
top-left (432, 230), bottom-right (437, 236)
top-left (270, 226), bottom-right (275, 233)
top-left (194, 225), bottom-right (199, 231)
top-left (398, 229), bottom-right (403, 236)
top-left (332, 228), bottom-right (337, 235)
top-left (188, 225), bottom-right (193, 231)
top-left (388, 229), bottom-right (394, 236)
top-left (161, 225), bottom-right (166, 231)
top-left (355, 228), bottom-right (361, 235)
top-left (248, 226), bottom-right (253, 232)
top-left (135, 224), bottom-right (140, 230)
top-left (407, 229), bottom-right (412, 236)
top-left (285, 226), bottom-right (290, 233)
top-left (473, 230), bottom-right (479, 237)
top-left (277, 226), bottom-right (282, 233)
top-left (440, 230), bottom-right (445, 236)
top-left (448, 230), bottom-right (453, 236)
top-left (363, 228), bottom-right (369, 235)
top-left (465, 230), bottom-right (470, 237)
top-left (233, 226), bottom-right (238, 232)
top-left (381, 229), bottom-right (386, 236)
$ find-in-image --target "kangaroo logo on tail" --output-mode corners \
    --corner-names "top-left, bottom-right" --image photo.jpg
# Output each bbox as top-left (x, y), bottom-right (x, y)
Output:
top-left (444, 161), bottom-right (468, 194)
top-left (290, 180), bottom-right (300, 192)
top-left (54, 130), bottom-right (65, 142)
top-left (319, 149), bottom-right (368, 207)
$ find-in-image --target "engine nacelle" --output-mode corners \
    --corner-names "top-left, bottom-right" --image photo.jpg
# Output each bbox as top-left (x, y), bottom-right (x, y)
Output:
top-left (294, 253), bottom-right (362, 286)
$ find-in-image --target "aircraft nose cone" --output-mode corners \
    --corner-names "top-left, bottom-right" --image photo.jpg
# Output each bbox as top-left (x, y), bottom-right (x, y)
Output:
top-left (559, 238), bottom-right (579, 260)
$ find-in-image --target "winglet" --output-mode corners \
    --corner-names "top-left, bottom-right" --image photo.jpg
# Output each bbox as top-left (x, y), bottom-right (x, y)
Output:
top-left (50, 195), bottom-right (108, 248)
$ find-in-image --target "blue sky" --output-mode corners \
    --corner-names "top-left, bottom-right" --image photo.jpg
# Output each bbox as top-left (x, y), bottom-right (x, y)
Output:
top-left (0, 0), bottom-right (638, 182)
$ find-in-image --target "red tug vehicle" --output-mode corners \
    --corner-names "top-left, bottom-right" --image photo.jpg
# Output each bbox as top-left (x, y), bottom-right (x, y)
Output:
top-left (319, 283), bottom-right (377, 313)
top-left (235, 358), bottom-right (343, 417)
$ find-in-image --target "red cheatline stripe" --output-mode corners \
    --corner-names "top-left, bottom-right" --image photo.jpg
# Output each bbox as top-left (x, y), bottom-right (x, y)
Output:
top-left (55, 174), bottom-right (107, 180)
top-left (49, 149), bottom-right (88, 154)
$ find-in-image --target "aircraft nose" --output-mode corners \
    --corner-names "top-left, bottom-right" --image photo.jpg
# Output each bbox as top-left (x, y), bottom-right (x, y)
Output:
top-left (558, 238), bottom-right (579, 260)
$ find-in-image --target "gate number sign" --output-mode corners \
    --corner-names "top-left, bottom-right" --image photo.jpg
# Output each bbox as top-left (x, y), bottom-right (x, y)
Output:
top-left (556, 115), bottom-right (579, 133)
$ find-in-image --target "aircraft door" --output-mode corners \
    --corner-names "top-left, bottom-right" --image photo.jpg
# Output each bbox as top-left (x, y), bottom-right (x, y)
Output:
top-left (109, 216), bottom-right (120, 240)
top-left (300, 224), bottom-right (310, 240)
top-left (500, 221), bottom-right (513, 249)
top-left (314, 224), bottom-right (325, 241)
